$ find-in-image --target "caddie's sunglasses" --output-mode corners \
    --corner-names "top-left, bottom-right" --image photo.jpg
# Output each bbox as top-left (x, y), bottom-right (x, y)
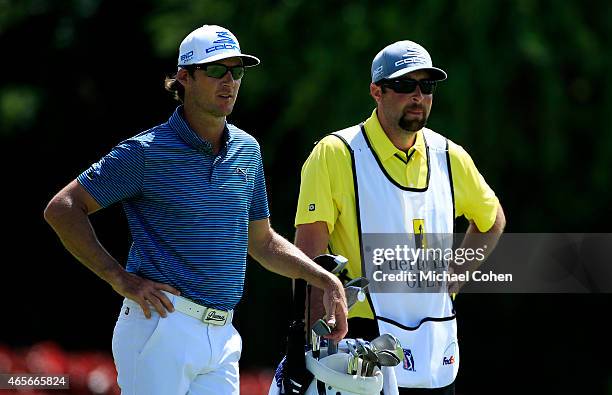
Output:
top-left (380, 78), bottom-right (437, 95)
top-left (192, 63), bottom-right (245, 80)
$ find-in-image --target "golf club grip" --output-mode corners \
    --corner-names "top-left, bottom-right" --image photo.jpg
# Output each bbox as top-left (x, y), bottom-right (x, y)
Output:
top-left (292, 279), bottom-right (308, 321)
top-left (313, 254), bottom-right (337, 272)
top-left (327, 340), bottom-right (338, 355)
top-left (286, 321), bottom-right (306, 366)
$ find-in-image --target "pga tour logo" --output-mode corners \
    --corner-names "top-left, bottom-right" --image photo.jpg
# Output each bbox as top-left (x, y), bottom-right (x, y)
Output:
top-left (402, 348), bottom-right (415, 371)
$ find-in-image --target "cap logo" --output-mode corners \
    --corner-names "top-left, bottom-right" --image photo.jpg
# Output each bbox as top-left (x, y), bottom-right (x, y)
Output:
top-left (180, 50), bottom-right (194, 63)
top-left (395, 49), bottom-right (428, 67)
top-left (373, 65), bottom-right (384, 80)
top-left (395, 57), bottom-right (421, 67)
top-left (206, 31), bottom-right (239, 54)
top-left (213, 31), bottom-right (237, 45)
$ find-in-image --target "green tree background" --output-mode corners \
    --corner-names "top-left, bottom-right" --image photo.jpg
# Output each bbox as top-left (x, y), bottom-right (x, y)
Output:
top-left (1, 0), bottom-right (611, 393)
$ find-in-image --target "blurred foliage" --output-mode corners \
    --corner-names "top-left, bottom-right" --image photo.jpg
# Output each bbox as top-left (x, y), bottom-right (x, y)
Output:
top-left (1, 0), bottom-right (612, 392)
top-left (0, 85), bottom-right (41, 134)
top-left (2, 0), bottom-right (610, 231)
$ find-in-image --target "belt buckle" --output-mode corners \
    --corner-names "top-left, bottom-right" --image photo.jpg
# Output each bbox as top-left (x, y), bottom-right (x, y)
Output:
top-left (202, 308), bottom-right (229, 326)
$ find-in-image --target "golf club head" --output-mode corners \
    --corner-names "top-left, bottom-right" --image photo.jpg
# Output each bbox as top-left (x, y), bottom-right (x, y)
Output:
top-left (313, 254), bottom-right (348, 274)
top-left (346, 340), bottom-right (358, 357)
top-left (361, 343), bottom-right (377, 377)
top-left (371, 334), bottom-right (402, 354)
top-left (345, 278), bottom-right (370, 310)
top-left (375, 350), bottom-right (402, 366)
top-left (350, 340), bottom-right (377, 377)
top-left (346, 340), bottom-right (359, 375)
top-left (311, 319), bottom-right (332, 336)
top-left (355, 338), bottom-right (366, 353)
top-left (327, 340), bottom-right (338, 355)
top-left (372, 336), bottom-right (404, 364)
top-left (363, 343), bottom-right (378, 364)
top-left (345, 277), bottom-right (369, 289)
top-left (355, 338), bottom-right (370, 364)
top-left (345, 286), bottom-right (362, 310)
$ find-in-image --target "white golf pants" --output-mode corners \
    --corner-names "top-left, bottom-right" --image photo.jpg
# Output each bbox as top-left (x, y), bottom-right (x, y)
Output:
top-left (111, 296), bottom-right (241, 395)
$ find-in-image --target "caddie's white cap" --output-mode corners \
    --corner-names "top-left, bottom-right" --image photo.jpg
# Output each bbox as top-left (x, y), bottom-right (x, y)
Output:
top-left (177, 25), bottom-right (260, 67)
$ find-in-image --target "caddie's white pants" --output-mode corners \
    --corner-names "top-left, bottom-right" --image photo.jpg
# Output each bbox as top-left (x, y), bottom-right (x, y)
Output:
top-left (111, 296), bottom-right (241, 395)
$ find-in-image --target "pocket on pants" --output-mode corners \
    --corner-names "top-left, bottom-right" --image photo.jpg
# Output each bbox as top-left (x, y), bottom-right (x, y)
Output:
top-left (112, 300), bottom-right (164, 362)
top-left (229, 324), bottom-right (242, 365)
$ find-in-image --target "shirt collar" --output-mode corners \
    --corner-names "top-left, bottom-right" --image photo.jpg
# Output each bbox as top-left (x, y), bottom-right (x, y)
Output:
top-left (168, 106), bottom-right (231, 155)
top-left (363, 108), bottom-right (426, 161)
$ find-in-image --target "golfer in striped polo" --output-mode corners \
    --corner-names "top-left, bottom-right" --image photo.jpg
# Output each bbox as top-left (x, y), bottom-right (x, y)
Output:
top-left (44, 25), bottom-right (347, 395)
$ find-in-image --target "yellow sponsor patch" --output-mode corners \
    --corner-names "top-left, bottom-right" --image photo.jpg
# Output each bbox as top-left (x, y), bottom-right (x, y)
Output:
top-left (412, 219), bottom-right (426, 248)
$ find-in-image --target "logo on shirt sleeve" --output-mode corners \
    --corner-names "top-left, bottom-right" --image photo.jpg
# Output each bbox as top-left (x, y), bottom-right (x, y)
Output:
top-left (235, 167), bottom-right (248, 181)
top-left (308, 203), bottom-right (316, 212)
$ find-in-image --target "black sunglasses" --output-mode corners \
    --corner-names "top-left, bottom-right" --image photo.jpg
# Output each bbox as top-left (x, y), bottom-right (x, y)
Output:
top-left (380, 78), bottom-right (437, 95)
top-left (191, 63), bottom-right (245, 80)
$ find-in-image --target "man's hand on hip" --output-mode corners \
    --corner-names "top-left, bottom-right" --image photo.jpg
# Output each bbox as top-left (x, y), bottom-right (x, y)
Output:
top-left (111, 271), bottom-right (181, 319)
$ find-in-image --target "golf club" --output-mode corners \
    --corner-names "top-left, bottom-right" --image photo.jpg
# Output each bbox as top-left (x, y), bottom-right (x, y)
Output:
top-left (375, 349), bottom-right (402, 366)
top-left (346, 340), bottom-right (359, 375)
top-left (313, 254), bottom-right (349, 274)
top-left (371, 333), bottom-right (404, 362)
top-left (311, 255), bottom-right (350, 357)
top-left (311, 319), bottom-right (331, 360)
top-left (363, 343), bottom-right (379, 377)
top-left (345, 277), bottom-right (369, 288)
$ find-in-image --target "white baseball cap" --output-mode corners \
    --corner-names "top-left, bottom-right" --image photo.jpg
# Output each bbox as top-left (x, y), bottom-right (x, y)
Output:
top-left (371, 40), bottom-right (446, 83)
top-left (177, 25), bottom-right (260, 67)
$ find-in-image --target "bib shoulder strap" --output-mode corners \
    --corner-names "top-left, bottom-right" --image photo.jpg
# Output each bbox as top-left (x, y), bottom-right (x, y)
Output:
top-left (422, 128), bottom-right (448, 152)
top-left (330, 124), bottom-right (363, 149)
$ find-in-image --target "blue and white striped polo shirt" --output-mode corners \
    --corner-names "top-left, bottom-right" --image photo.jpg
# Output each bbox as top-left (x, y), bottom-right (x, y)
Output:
top-left (77, 106), bottom-right (270, 311)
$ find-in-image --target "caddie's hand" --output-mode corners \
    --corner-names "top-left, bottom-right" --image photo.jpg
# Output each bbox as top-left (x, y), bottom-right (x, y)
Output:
top-left (306, 287), bottom-right (327, 328)
top-left (321, 275), bottom-right (348, 341)
top-left (446, 263), bottom-right (464, 294)
top-left (111, 271), bottom-right (181, 319)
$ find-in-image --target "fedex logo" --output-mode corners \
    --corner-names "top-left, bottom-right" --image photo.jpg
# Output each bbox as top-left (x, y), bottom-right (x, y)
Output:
top-left (442, 356), bottom-right (455, 365)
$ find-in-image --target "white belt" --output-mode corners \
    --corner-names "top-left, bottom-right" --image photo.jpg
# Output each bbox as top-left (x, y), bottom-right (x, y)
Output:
top-left (172, 295), bottom-right (233, 326)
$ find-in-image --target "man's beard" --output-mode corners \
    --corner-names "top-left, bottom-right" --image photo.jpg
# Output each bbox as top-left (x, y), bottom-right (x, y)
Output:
top-left (398, 105), bottom-right (428, 132)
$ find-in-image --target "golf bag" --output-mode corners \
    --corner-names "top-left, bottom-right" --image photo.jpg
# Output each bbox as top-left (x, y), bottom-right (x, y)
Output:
top-left (268, 348), bottom-right (386, 395)
top-left (268, 254), bottom-right (400, 395)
